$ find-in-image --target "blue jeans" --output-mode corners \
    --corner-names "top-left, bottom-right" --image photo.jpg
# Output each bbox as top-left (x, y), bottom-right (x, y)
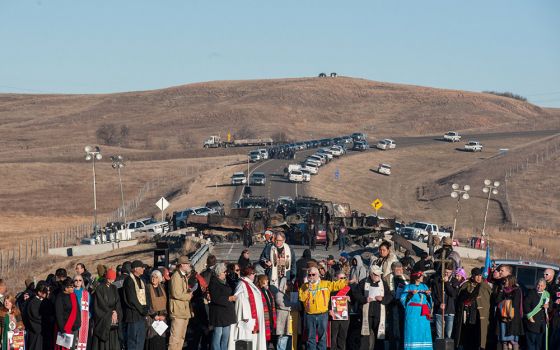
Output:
top-left (277, 335), bottom-right (292, 350)
top-left (305, 313), bottom-right (328, 350)
top-left (434, 313), bottom-right (454, 339)
top-left (126, 320), bottom-right (146, 350)
top-left (211, 325), bottom-right (230, 350)
top-left (338, 235), bottom-right (346, 251)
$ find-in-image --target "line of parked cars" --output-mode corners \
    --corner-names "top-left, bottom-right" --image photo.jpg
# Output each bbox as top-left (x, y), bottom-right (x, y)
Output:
top-left (172, 201), bottom-right (225, 229)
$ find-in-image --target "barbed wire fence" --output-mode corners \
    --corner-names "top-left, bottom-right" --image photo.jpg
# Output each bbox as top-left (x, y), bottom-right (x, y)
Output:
top-left (0, 158), bottom-right (231, 275)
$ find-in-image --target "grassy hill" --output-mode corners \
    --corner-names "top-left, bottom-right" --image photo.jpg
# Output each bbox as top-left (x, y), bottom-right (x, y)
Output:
top-left (0, 76), bottom-right (554, 163)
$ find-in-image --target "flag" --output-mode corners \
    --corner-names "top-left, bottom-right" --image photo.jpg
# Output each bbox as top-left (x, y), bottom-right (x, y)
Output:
top-left (483, 245), bottom-right (491, 279)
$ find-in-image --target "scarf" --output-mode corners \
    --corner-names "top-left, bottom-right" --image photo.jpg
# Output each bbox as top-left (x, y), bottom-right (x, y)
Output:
top-left (261, 288), bottom-right (276, 341)
top-left (133, 275), bottom-right (147, 306)
top-left (75, 289), bottom-right (89, 350)
top-left (241, 280), bottom-right (259, 333)
top-left (55, 293), bottom-right (78, 350)
top-left (526, 290), bottom-right (550, 319)
top-left (148, 284), bottom-right (167, 313)
top-left (360, 281), bottom-right (386, 338)
top-left (271, 244), bottom-right (291, 285)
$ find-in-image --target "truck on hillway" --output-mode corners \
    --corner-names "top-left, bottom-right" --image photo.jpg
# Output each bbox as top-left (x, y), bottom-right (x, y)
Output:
top-left (203, 135), bottom-right (274, 148)
top-left (400, 221), bottom-right (451, 243)
top-left (443, 131), bottom-right (462, 142)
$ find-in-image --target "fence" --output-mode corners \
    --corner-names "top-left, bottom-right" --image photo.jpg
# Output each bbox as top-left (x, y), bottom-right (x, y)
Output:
top-left (0, 157), bottom-right (237, 275)
top-left (502, 136), bottom-right (560, 229)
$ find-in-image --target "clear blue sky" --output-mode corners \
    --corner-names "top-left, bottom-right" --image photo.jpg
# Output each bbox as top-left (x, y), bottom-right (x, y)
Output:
top-left (1, 1), bottom-right (559, 107)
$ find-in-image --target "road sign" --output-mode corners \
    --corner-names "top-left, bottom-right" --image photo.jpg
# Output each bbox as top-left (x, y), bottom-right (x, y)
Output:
top-left (335, 169), bottom-right (340, 181)
top-left (156, 197), bottom-right (169, 211)
top-left (371, 198), bottom-right (383, 211)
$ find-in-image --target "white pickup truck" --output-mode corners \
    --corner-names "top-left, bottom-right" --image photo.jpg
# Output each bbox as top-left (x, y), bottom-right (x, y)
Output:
top-left (401, 222), bottom-right (451, 242)
top-left (464, 141), bottom-right (483, 152)
top-left (443, 131), bottom-right (461, 142)
top-left (127, 218), bottom-right (169, 235)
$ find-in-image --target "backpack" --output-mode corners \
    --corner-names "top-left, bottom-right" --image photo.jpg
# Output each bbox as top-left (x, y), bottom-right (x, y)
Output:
top-left (498, 299), bottom-right (515, 322)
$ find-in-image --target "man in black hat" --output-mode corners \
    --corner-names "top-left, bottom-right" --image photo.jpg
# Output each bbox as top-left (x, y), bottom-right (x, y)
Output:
top-left (454, 267), bottom-right (492, 350)
top-left (122, 260), bottom-right (148, 350)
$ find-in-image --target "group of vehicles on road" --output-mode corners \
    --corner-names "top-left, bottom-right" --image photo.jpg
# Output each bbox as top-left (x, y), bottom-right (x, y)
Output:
top-left (285, 143), bottom-right (349, 183)
top-left (203, 135), bottom-right (273, 148)
top-left (443, 131), bottom-right (484, 152)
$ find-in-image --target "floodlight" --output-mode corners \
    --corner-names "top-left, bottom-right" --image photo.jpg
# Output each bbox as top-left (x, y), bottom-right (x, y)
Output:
top-left (463, 185), bottom-right (471, 191)
top-left (85, 154), bottom-right (92, 161)
top-left (484, 179), bottom-right (491, 186)
top-left (462, 193), bottom-right (470, 200)
top-left (492, 189), bottom-right (498, 195)
top-left (494, 181), bottom-right (500, 187)
top-left (483, 187), bottom-right (489, 193)
top-left (451, 192), bottom-right (458, 198)
top-left (95, 153), bottom-right (102, 160)
top-left (84, 145), bottom-right (92, 153)
top-left (452, 183), bottom-right (459, 190)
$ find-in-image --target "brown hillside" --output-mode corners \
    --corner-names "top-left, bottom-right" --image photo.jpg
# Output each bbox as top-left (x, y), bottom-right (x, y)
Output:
top-left (0, 77), bottom-right (554, 163)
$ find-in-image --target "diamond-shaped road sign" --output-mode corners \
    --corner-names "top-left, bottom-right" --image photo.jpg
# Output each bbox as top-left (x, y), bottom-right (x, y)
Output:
top-left (156, 197), bottom-right (169, 211)
top-left (371, 198), bottom-right (383, 211)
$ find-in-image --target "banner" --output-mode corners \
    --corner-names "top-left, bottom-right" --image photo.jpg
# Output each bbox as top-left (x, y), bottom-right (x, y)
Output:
top-left (331, 296), bottom-right (349, 321)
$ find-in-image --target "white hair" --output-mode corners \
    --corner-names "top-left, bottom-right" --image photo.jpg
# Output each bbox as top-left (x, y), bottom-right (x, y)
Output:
top-left (215, 263), bottom-right (227, 275)
top-left (151, 270), bottom-right (162, 280)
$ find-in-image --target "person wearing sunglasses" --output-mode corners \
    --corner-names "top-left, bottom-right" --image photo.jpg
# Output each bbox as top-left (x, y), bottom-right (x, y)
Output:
top-left (73, 275), bottom-right (90, 350)
top-left (299, 266), bottom-right (348, 350)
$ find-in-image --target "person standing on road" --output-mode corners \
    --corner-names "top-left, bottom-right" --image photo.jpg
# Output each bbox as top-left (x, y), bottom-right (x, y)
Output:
top-left (260, 232), bottom-right (297, 287)
top-left (326, 221), bottom-right (336, 251)
top-left (208, 263), bottom-right (236, 350)
top-left (338, 222), bottom-right (347, 251)
top-left (242, 220), bottom-right (253, 248)
top-left (308, 217), bottom-right (317, 251)
top-left (400, 270), bottom-right (432, 350)
top-left (371, 241), bottom-right (399, 278)
top-left (299, 267), bottom-right (348, 350)
top-left (168, 256), bottom-right (194, 350)
top-left (122, 260), bottom-right (149, 350)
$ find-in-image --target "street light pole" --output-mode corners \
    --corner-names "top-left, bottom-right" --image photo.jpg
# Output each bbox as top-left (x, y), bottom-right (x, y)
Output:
top-left (450, 183), bottom-right (470, 239)
top-left (85, 146), bottom-right (102, 241)
top-left (111, 155), bottom-right (127, 240)
top-left (482, 179), bottom-right (500, 238)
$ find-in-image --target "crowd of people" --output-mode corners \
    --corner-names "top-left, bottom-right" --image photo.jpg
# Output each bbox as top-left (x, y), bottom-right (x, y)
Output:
top-left (0, 233), bottom-right (559, 350)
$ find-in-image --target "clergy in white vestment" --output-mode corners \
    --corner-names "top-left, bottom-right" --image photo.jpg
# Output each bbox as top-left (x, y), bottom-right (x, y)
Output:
top-left (259, 232), bottom-right (297, 287)
top-left (228, 265), bottom-right (267, 350)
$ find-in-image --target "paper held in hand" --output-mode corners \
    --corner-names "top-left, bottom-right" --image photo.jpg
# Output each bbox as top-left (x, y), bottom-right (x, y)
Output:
top-left (368, 285), bottom-right (384, 299)
top-left (152, 320), bottom-right (168, 336)
top-left (56, 332), bottom-right (74, 349)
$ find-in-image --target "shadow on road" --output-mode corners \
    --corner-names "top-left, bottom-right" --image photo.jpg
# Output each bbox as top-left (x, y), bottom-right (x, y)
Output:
top-left (205, 183), bottom-right (237, 188)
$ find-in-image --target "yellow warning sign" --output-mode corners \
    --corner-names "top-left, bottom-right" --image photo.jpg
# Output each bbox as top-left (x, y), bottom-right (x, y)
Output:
top-left (371, 199), bottom-right (383, 211)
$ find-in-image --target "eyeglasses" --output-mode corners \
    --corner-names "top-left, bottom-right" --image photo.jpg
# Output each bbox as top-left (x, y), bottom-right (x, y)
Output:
top-left (308, 273), bottom-right (317, 276)
top-left (74, 279), bottom-right (83, 282)
top-left (235, 269), bottom-right (240, 272)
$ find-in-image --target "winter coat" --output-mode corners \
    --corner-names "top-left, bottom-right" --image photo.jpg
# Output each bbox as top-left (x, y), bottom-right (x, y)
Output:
top-left (350, 256), bottom-right (368, 282)
top-left (208, 276), bottom-right (236, 327)
top-left (523, 289), bottom-right (547, 334)
top-left (454, 279), bottom-right (492, 349)
top-left (169, 270), bottom-right (193, 320)
top-left (430, 275), bottom-right (460, 315)
top-left (494, 285), bottom-right (524, 337)
top-left (354, 278), bottom-right (393, 320)
top-left (54, 292), bottom-right (81, 332)
top-left (275, 278), bottom-right (301, 336)
top-left (371, 252), bottom-right (399, 278)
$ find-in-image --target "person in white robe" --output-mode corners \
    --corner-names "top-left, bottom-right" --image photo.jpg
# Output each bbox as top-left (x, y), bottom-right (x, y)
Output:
top-left (228, 266), bottom-right (267, 350)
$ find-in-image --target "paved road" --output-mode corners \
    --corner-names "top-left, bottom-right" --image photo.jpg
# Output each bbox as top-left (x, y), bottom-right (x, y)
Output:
top-left (230, 129), bottom-right (560, 206)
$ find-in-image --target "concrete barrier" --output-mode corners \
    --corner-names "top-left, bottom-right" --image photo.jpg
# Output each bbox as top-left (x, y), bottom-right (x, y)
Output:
top-left (48, 240), bottom-right (139, 257)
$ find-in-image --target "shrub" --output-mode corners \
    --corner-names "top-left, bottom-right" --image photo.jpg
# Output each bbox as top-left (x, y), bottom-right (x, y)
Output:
top-left (483, 91), bottom-right (527, 102)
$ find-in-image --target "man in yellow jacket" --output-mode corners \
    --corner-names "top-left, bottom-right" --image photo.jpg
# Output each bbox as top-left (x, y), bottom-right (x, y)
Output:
top-left (299, 266), bottom-right (348, 350)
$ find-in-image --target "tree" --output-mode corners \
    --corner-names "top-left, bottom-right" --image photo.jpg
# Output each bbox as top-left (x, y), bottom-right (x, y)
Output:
top-left (96, 124), bottom-right (118, 145)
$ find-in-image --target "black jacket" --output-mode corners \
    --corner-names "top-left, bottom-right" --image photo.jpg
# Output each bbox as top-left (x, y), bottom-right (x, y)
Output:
top-left (494, 285), bottom-right (524, 337)
top-left (54, 292), bottom-right (81, 332)
top-left (523, 289), bottom-right (547, 334)
top-left (430, 275), bottom-right (459, 315)
top-left (208, 276), bottom-right (236, 327)
top-left (122, 274), bottom-right (148, 323)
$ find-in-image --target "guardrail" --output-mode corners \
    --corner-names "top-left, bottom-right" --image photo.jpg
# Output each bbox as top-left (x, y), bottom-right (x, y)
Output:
top-left (190, 242), bottom-right (210, 268)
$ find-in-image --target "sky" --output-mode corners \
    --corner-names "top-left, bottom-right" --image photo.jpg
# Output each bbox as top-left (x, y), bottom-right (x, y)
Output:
top-left (1, 1), bottom-right (559, 107)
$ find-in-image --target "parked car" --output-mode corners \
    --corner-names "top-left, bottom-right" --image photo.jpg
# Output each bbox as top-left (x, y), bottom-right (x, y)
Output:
top-left (351, 132), bottom-right (367, 141)
top-left (377, 163), bottom-right (391, 176)
top-left (493, 259), bottom-right (560, 291)
top-left (205, 200), bottom-right (225, 215)
top-left (317, 149), bottom-right (334, 160)
top-left (329, 145), bottom-right (345, 156)
top-left (250, 172), bottom-right (267, 185)
top-left (127, 217), bottom-right (169, 235)
top-left (464, 141), bottom-right (483, 152)
top-left (301, 163), bottom-right (318, 174)
top-left (308, 154), bottom-right (326, 165)
top-left (190, 206), bottom-right (217, 216)
top-left (289, 170), bottom-right (305, 183)
top-left (401, 222), bottom-right (451, 243)
top-left (305, 159), bottom-right (322, 169)
top-left (443, 131), bottom-right (461, 142)
top-left (353, 140), bottom-right (369, 151)
top-left (376, 139), bottom-right (396, 150)
top-left (231, 172), bottom-right (247, 185)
